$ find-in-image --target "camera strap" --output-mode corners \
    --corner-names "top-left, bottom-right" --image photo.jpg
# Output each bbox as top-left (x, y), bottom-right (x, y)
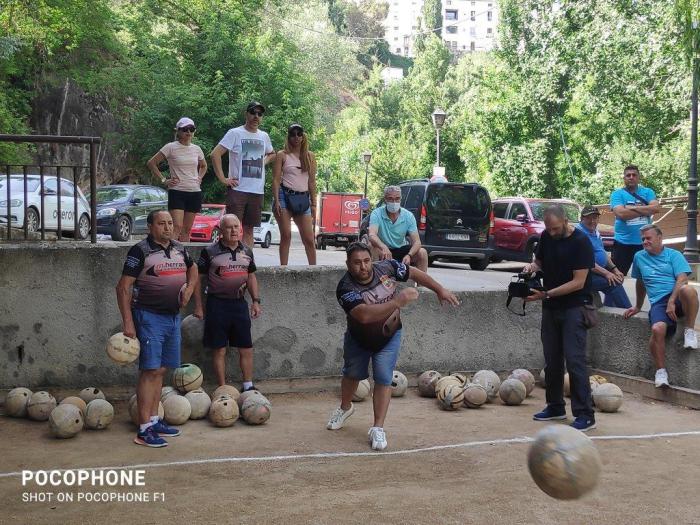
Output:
top-left (506, 294), bottom-right (527, 316)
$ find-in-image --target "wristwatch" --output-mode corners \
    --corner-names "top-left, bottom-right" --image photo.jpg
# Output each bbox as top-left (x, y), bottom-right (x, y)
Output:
top-left (252, 298), bottom-right (261, 304)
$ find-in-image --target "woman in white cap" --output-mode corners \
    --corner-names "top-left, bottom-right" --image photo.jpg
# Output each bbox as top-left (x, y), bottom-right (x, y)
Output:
top-left (272, 123), bottom-right (317, 265)
top-left (147, 117), bottom-right (207, 241)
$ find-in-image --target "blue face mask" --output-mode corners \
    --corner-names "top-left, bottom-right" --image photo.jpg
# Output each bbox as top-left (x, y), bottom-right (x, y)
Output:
top-left (385, 202), bottom-right (400, 213)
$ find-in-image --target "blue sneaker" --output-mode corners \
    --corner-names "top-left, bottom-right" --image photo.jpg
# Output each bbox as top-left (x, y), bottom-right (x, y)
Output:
top-left (151, 419), bottom-right (181, 437)
top-left (533, 406), bottom-right (567, 421)
top-left (134, 426), bottom-right (168, 448)
top-left (571, 416), bottom-right (596, 432)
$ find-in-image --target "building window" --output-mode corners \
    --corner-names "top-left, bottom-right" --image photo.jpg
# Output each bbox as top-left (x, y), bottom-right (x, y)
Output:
top-left (470, 27), bottom-right (476, 36)
top-left (394, 26), bottom-right (399, 30)
top-left (470, 10), bottom-right (475, 21)
top-left (397, 48), bottom-right (402, 53)
top-left (470, 41), bottom-right (475, 51)
top-left (487, 11), bottom-right (492, 21)
top-left (445, 9), bottom-right (458, 20)
top-left (487, 27), bottom-right (493, 36)
top-left (446, 25), bottom-right (458, 34)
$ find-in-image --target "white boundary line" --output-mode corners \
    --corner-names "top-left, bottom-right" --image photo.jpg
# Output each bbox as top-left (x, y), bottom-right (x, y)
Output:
top-left (2, 430), bottom-right (699, 480)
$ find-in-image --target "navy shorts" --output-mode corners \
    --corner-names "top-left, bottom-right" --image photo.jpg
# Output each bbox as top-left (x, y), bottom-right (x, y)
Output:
top-left (133, 308), bottom-right (181, 370)
top-left (649, 294), bottom-right (685, 336)
top-left (203, 295), bottom-right (252, 349)
top-left (168, 189), bottom-right (202, 213)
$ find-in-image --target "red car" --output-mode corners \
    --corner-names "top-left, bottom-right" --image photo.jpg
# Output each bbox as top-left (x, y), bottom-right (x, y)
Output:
top-left (491, 198), bottom-right (613, 262)
top-left (189, 204), bottom-right (226, 243)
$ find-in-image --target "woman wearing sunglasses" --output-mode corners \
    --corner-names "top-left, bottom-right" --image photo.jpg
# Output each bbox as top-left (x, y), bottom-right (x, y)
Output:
top-left (272, 124), bottom-right (317, 265)
top-left (147, 117), bottom-right (207, 242)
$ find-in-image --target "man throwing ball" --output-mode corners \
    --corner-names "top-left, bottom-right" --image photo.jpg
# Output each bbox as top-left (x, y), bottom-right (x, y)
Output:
top-left (327, 241), bottom-right (459, 450)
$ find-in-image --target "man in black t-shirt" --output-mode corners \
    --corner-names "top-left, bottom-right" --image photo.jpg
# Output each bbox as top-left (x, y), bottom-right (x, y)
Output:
top-left (522, 204), bottom-right (596, 432)
top-left (328, 242), bottom-right (459, 451)
top-left (116, 210), bottom-right (201, 448)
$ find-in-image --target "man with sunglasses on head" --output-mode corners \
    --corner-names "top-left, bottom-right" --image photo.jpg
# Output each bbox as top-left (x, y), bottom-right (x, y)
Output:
top-left (609, 165), bottom-right (660, 275)
top-left (211, 102), bottom-right (275, 248)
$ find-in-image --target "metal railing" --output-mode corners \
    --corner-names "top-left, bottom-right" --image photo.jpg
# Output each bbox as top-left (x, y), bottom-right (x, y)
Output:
top-left (0, 135), bottom-right (100, 243)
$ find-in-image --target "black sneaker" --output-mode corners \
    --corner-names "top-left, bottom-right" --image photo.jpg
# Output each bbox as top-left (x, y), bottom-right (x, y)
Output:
top-left (571, 416), bottom-right (596, 432)
top-left (241, 384), bottom-right (258, 393)
top-left (533, 406), bottom-right (567, 421)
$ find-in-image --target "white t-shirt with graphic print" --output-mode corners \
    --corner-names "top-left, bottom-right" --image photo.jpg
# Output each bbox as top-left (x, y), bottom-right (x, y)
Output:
top-left (218, 126), bottom-right (274, 195)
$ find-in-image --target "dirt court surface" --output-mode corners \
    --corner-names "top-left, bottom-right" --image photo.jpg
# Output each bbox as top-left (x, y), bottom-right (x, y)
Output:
top-left (2, 387), bottom-right (700, 525)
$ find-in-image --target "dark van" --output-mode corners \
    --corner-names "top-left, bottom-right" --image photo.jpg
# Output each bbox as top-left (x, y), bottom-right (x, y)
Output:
top-left (398, 179), bottom-right (494, 270)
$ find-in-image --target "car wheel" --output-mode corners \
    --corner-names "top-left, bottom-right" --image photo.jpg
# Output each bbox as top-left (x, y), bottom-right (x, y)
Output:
top-left (428, 256), bottom-right (437, 267)
top-left (25, 208), bottom-right (39, 233)
top-left (261, 232), bottom-right (271, 249)
top-left (469, 258), bottom-right (490, 271)
top-left (210, 227), bottom-right (221, 243)
top-left (75, 214), bottom-right (90, 240)
top-left (111, 215), bottom-right (132, 242)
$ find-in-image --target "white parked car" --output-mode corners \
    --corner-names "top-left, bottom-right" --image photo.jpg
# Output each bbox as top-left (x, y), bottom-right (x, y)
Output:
top-left (0, 175), bottom-right (91, 239)
top-left (254, 211), bottom-right (281, 248)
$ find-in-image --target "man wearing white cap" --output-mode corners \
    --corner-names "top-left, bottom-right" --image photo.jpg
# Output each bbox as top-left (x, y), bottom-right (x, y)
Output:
top-left (211, 102), bottom-right (275, 247)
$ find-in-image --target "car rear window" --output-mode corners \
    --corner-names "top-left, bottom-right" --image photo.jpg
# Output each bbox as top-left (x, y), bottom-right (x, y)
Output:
top-left (0, 178), bottom-right (40, 192)
top-left (199, 207), bottom-right (223, 216)
top-left (530, 202), bottom-right (579, 222)
top-left (426, 185), bottom-right (490, 218)
top-left (96, 188), bottom-right (130, 203)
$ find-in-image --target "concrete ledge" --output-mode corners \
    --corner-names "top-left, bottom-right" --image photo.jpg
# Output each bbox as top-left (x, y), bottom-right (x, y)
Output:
top-left (592, 370), bottom-right (700, 410)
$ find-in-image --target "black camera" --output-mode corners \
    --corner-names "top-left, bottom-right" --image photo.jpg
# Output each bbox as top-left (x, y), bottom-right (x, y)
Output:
top-left (508, 271), bottom-right (544, 298)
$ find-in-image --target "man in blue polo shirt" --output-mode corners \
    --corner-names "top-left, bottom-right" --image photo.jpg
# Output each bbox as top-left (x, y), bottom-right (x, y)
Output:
top-left (623, 224), bottom-right (699, 388)
top-left (368, 185), bottom-right (428, 272)
top-left (576, 205), bottom-right (631, 308)
top-left (609, 165), bottom-right (660, 275)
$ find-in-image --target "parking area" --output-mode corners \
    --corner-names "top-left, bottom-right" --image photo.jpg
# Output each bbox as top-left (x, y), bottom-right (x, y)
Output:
top-left (2, 386), bottom-right (700, 524)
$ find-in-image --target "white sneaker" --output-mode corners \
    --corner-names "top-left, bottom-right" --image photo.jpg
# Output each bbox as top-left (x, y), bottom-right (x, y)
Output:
top-left (654, 368), bottom-right (669, 388)
top-left (368, 426), bottom-right (387, 451)
top-left (326, 404), bottom-right (354, 430)
top-left (684, 328), bottom-right (699, 350)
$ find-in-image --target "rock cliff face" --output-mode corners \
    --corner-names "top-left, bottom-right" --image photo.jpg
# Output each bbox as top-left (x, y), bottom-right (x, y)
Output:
top-left (30, 79), bottom-right (134, 188)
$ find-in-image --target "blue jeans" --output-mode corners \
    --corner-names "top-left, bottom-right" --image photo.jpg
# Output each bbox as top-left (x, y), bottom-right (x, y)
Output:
top-left (590, 274), bottom-right (632, 308)
top-left (342, 330), bottom-right (401, 386)
top-left (133, 309), bottom-right (181, 370)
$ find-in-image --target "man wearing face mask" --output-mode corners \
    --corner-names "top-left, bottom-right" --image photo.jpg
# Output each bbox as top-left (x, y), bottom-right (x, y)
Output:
top-left (522, 205), bottom-right (596, 432)
top-left (367, 185), bottom-right (428, 272)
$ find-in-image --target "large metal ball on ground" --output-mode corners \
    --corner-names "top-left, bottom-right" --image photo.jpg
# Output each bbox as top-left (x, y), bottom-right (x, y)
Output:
top-left (181, 314), bottom-right (205, 348)
top-left (161, 386), bottom-right (178, 402)
top-left (84, 399), bottom-right (114, 430)
top-left (106, 332), bottom-right (140, 365)
top-left (27, 391), bottom-right (57, 421)
top-left (472, 370), bottom-right (501, 402)
top-left (417, 370), bottom-right (442, 397)
top-left (209, 395), bottom-right (239, 427)
top-left (390, 371), bottom-right (408, 397)
top-left (590, 375), bottom-right (608, 392)
top-left (237, 390), bottom-right (265, 409)
top-left (60, 396), bottom-right (87, 417)
top-left (592, 383), bottom-right (624, 413)
top-left (79, 387), bottom-right (106, 404)
top-left (5, 387), bottom-right (33, 417)
top-left (435, 375), bottom-right (461, 394)
top-left (172, 363), bottom-right (203, 393)
top-left (353, 379), bottom-right (371, 401)
top-left (185, 390), bottom-right (211, 419)
top-left (437, 384), bottom-right (464, 411)
top-left (450, 373), bottom-right (467, 387)
top-left (213, 385), bottom-right (240, 402)
top-left (499, 378), bottom-right (527, 406)
top-left (509, 369), bottom-right (535, 396)
top-left (463, 383), bottom-right (488, 408)
top-left (163, 395), bottom-right (191, 425)
top-left (241, 397), bottom-right (272, 425)
top-left (49, 404), bottom-right (84, 439)
top-left (527, 425), bottom-right (602, 500)
top-left (129, 396), bottom-right (164, 425)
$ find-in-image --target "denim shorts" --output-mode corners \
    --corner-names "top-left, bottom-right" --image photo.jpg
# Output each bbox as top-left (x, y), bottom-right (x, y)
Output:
top-left (277, 187), bottom-right (311, 216)
top-left (342, 329), bottom-right (401, 386)
top-left (133, 308), bottom-right (181, 370)
top-left (649, 294), bottom-right (684, 336)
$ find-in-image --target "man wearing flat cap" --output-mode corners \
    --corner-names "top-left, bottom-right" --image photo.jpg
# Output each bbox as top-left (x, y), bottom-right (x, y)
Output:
top-left (211, 102), bottom-right (275, 248)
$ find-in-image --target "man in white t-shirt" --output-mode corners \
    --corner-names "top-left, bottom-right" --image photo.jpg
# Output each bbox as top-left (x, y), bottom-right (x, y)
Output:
top-left (211, 102), bottom-right (275, 247)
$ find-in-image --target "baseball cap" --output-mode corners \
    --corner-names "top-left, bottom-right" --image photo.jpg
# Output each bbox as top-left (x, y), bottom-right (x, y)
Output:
top-left (288, 123), bottom-right (304, 133)
top-left (246, 101), bottom-right (265, 114)
top-left (175, 117), bottom-right (195, 129)
top-left (581, 205), bottom-right (600, 217)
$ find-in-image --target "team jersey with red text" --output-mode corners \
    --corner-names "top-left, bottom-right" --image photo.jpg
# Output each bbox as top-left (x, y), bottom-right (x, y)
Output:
top-left (197, 241), bottom-right (256, 299)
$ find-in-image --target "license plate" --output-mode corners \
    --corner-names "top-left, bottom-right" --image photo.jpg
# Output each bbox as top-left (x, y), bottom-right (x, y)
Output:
top-left (446, 233), bottom-right (470, 241)
top-left (337, 236), bottom-right (348, 241)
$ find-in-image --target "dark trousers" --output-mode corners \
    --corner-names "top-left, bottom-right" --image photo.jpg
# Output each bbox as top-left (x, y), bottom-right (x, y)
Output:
top-left (590, 274), bottom-right (632, 308)
top-left (612, 241), bottom-right (643, 276)
top-left (541, 306), bottom-right (594, 418)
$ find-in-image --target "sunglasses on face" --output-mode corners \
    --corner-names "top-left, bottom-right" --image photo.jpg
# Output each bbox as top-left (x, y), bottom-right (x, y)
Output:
top-left (248, 110), bottom-right (264, 117)
top-left (624, 172), bottom-right (638, 177)
top-left (289, 130), bottom-right (304, 137)
top-left (179, 126), bottom-right (196, 133)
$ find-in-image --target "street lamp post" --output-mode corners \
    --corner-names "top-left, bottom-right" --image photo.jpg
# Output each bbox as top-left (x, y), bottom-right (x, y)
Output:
top-left (432, 108), bottom-right (447, 166)
top-left (685, 20), bottom-right (700, 263)
top-left (362, 151), bottom-right (372, 226)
